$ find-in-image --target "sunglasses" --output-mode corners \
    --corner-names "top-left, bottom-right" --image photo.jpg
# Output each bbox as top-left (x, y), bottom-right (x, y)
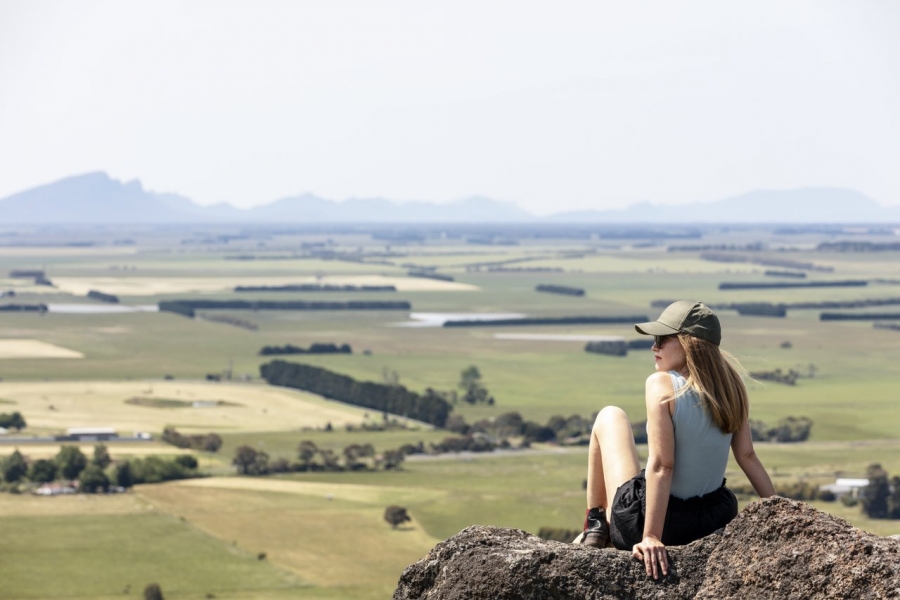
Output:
top-left (654, 335), bottom-right (675, 348)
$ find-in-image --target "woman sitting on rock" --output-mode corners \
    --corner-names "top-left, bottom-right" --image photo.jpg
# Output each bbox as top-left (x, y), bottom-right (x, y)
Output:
top-left (578, 300), bottom-right (775, 579)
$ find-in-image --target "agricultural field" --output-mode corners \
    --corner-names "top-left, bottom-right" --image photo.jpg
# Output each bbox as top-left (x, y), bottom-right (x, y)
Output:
top-left (0, 223), bottom-right (899, 598)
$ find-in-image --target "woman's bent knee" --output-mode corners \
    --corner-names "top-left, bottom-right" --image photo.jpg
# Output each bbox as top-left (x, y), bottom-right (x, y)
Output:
top-left (594, 406), bottom-right (629, 428)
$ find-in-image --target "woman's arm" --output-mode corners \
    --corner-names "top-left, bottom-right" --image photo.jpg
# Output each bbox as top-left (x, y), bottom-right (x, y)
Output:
top-left (634, 371), bottom-right (676, 579)
top-left (731, 418), bottom-right (776, 498)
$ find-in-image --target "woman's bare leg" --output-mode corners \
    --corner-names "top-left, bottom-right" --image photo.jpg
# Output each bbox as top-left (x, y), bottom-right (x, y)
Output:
top-left (586, 406), bottom-right (641, 510)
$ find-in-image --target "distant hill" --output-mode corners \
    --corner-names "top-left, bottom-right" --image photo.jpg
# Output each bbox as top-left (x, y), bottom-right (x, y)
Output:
top-left (0, 172), bottom-right (896, 224)
top-left (547, 188), bottom-right (900, 223)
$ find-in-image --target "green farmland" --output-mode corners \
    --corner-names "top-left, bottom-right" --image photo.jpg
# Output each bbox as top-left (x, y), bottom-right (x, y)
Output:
top-left (0, 225), bottom-right (899, 598)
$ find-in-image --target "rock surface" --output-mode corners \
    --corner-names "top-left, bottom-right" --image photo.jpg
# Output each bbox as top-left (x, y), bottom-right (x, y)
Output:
top-left (393, 497), bottom-right (900, 599)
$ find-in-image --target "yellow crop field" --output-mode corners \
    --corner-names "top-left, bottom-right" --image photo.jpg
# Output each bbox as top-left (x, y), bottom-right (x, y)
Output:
top-left (0, 380), bottom-right (369, 434)
top-left (0, 339), bottom-right (84, 359)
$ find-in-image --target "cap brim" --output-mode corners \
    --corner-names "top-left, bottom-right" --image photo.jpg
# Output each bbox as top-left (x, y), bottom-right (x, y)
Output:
top-left (634, 321), bottom-right (680, 336)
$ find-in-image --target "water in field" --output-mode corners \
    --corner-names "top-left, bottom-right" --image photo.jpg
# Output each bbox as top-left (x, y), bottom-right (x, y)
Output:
top-left (394, 312), bottom-right (526, 327)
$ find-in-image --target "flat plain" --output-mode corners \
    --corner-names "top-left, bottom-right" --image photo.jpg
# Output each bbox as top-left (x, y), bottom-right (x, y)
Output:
top-left (1, 224), bottom-right (899, 599)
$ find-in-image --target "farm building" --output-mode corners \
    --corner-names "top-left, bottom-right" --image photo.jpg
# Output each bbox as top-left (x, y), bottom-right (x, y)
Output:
top-left (818, 478), bottom-right (870, 499)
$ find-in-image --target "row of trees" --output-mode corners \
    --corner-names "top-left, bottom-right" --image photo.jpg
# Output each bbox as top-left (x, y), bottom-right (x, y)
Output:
top-left (584, 339), bottom-right (654, 357)
top-left (235, 284), bottom-right (396, 292)
top-left (750, 416), bottom-right (813, 443)
top-left (535, 284), bottom-right (585, 296)
top-left (749, 369), bottom-right (803, 386)
top-left (258, 343), bottom-right (352, 356)
top-left (232, 439), bottom-right (405, 475)
top-left (159, 299), bottom-right (411, 318)
top-left (0, 445), bottom-right (200, 492)
top-left (443, 315), bottom-right (648, 328)
top-left (259, 360), bottom-right (453, 427)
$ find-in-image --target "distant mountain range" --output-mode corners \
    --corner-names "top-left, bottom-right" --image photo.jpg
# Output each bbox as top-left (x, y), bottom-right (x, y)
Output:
top-left (0, 172), bottom-right (897, 225)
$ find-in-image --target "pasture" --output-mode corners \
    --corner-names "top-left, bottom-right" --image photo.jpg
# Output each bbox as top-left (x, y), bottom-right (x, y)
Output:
top-left (0, 225), bottom-right (899, 598)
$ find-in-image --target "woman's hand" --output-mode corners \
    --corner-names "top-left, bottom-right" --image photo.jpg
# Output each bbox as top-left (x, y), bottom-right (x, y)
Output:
top-left (632, 535), bottom-right (668, 579)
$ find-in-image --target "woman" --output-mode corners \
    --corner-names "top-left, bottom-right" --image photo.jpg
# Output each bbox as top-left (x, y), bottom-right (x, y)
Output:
top-left (578, 300), bottom-right (775, 579)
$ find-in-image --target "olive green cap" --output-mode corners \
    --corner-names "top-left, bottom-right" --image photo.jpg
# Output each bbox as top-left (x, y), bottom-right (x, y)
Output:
top-left (634, 300), bottom-right (721, 346)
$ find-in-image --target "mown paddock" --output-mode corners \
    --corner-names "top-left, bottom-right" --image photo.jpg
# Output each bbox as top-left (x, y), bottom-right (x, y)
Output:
top-left (0, 381), bottom-right (371, 435)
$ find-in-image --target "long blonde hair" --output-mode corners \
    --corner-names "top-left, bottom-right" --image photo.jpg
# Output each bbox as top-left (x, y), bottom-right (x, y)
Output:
top-left (675, 334), bottom-right (748, 434)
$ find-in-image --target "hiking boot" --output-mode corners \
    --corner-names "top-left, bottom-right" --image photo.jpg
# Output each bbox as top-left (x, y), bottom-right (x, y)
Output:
top-left (580, 507), bottom-right (609, 548)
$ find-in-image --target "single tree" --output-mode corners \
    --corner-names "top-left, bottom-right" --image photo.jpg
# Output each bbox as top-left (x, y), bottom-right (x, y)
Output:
top-left (2, 449), bottom-right (28, 483)
top-left (79, 464), bottom-right (110, 493)
top-left (28, 458), bottom-right (58, 483)
top-left (93, 444), bottom-right (111, 469)
top-left (143, 583), bottom-right (164, 600)
top-left (174, 454), bottom-right (198, 470)
top-left (233, 445), bottom-right (259, 475)
top-left (459, 366), bottom-right (495, 405)
top-left (202, 433), bottom-right (223, 453)
top-left (116, 461), bottom-right (135, 488)
top-left (297, 440), bottom-right (318, 470)
top-left (56, 445), bottom-right (88, 480)
top-left (861, 463), bottom-right (890, 519)
top-left (384, 505), bottom-right (412, 529)
top-left (381, 448), bottom-right (405, 471)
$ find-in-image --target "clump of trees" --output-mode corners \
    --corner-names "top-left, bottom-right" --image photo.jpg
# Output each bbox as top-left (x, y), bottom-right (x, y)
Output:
top-left (0, 443), bottom-right (200, 492)
top-left (535, 284), bottom-right (585, 296)
top-left (0, 411), bottom-right (26, 431)
top-left (231, 439), bottom-right (406, 476)
top-left (161, 427), bottom-right (223, 452)
top-left (861, 464), bottom-right (900, 519)
top-left (384, 505), bottom-right (412, 529)
top-left (87, 290), bottom-right (119, 303)
top-left (750, 368), bottom-right (802, 386)
top-left (750, 416), bottom-right (813, 442)
top-left (585, 339), bottom-right (655, 357)
top-left (259, 343), bottom-right (351, 356)
top-left (458, 366), bottom-right (494, 405)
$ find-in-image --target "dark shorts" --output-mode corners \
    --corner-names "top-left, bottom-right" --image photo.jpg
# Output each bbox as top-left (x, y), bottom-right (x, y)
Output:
top-left (608, 470), bottom-right (738, 550)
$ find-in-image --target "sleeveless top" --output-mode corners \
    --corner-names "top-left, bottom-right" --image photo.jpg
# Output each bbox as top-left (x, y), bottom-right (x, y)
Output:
top-left (669, 371), bottom-right (733, 499)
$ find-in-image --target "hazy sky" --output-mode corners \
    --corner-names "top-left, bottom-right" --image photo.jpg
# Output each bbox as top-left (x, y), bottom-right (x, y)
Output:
top-left (2, 1), bottom-right (899, 215)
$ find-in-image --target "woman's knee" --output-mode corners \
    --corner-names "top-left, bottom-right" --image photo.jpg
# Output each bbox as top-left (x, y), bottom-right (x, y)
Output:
top-left (594, 406), bottom-right (629, 428)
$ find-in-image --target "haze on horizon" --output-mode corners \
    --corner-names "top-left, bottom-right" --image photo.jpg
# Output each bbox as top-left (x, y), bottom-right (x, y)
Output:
top-left (1, 1), bottom-right (899, 216)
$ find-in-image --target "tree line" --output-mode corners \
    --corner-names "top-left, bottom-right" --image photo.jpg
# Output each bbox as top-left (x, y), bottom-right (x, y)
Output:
top-left (750, 416), bottom-right (813, 442)
top-left (535, 284), bottom-right (585, 297)
top-left (719, 280), bottom-right (867, 290)
top-left (584, 339), bottom-right (654, 357)
top-left (259, 343), bottom-right (352, 356)
top-left (235, 284), bottom-right (396, 292)
top-left (259, 360), bottom-right (453, 427)
top-left (159, 299), bottom-right (411, 317)
top-left (0, 444), bottom-right (200, 493)
top-left (232, 439), bottom-right (405, 475)
top-left (87, 290), bottom-right (119, 303)
top-left (821, 312), bottom-right (900, 321)
top-left (444, 315), bottom-right (648, 328)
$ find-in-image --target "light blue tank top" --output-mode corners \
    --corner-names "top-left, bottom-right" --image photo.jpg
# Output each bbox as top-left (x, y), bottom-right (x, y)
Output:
top-left (669, 371), bottom-right (733, 500)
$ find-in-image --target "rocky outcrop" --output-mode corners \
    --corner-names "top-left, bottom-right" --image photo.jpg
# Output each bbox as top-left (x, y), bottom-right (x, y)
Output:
top-left (394, 497), bottom-right (900, 599)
